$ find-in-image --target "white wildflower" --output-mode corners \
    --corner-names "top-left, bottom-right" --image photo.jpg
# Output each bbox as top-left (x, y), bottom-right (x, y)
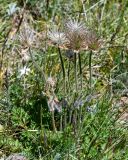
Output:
top-left (19, 66), bottom-right (30, 77)
top-left (7, 3), bottom-right (19, 16)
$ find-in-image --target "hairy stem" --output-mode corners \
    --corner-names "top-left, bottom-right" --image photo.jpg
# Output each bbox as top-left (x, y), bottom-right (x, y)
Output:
top-left (52, 111), bottom-right (57, 132)
top-left (78, 52), bottom-right (83, 90)
top-left (58, 47), bottom-right (66, 94)
top-left (58, 47), bottom-right (66, 131)
top-left (74, 52), bottom-right (78, 91)
top-left (89, 51), bottom-right (92, 93)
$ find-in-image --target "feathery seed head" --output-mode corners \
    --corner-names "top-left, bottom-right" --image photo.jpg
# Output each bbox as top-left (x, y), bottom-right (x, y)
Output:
top-left (65, 19), bottom-right (85, 33)
top-left (64, 19), bottom-right (88, 51)
top-left (64, 19), bottom-right (102, 51)
top-left (85, 31), bottom-right (102, 51)
top-left (18, 23), bottom-right (37, 47)
top-left (48, 28), bottom-right (67, 45)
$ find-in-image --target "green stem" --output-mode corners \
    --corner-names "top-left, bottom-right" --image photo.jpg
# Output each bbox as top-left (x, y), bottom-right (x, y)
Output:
top-left (58, 47), bottom-right (66, 131)
top-left (67, 61), bottom-right (71, 93)
top-left (74, 52), bottom-right (78, 91)
top-left (78, 52), bottom-right (83, 90)
top-left (40, 103), bottom-right (43, 147)
top-left (64, 109), bottom-right (67, 129)
top-left (60, 114), bottom-right (63, 131)
top-left (58, 47), bottom-right (66, 94)
top-left (89, 51), bottom-right (92, 93)
top-left (52, 111), bottom-right (57, 132)
top-left (69, 109), bottom-right (73, 124)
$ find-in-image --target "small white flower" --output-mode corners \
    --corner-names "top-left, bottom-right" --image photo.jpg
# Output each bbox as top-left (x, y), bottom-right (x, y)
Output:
top-left (7, 3), bottom-right (20, 16)
top-left (19, 66), bottom-right (30, 77)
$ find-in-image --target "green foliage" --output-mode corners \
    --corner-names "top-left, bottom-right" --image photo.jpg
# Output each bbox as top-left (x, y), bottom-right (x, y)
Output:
top-left (0, 0), bottom-right (128, 159)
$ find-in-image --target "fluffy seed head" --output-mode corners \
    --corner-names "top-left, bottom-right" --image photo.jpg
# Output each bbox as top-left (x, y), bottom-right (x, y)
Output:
top-left (48, 28), bottom-right (67, 45)
top-left (64, 19), bottom-right (88, 51)
top-left (85, 31), bottom-right (102, 51)
top-left (64, 19), bottom-right (101, 51)
top-left (18, 23), bottom-right (37, 47)
top-left (65, 19), bottom-right (85, 33)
